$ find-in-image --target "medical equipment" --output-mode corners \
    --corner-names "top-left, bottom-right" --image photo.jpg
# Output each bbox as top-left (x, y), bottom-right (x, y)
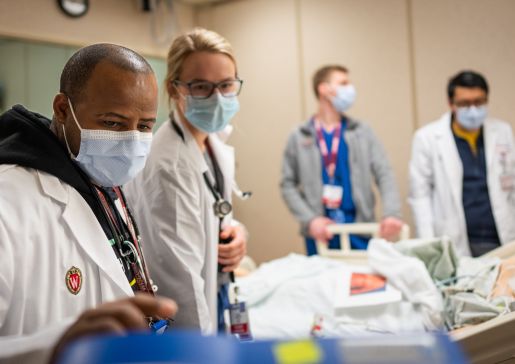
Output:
top-left (315, 222), bottom-right (410, 264)
top-left (316, 223), bottom-right (515, 364)
top-left (56, 331), bottom-right (468, 364)
top-left (203, 172), bottom-right (233, 218)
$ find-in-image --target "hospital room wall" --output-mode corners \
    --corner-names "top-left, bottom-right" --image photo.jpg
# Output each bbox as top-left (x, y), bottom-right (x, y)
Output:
top-left (410, 0), bottom-right (515, 130)
top-left (196, 0), bottom-right (515, 264)
top-left (1, 0), bottom-right (514, 265)
top-left (0, 0), bottom-right (195, 125)
top-left (0, 0), bottom-right (195, 58)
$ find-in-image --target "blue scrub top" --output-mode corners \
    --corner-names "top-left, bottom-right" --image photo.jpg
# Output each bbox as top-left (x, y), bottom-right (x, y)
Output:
top-left (305, 118), bottom-right (369, 255)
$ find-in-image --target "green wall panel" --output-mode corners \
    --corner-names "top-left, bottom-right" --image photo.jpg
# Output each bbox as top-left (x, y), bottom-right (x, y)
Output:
top-left (0, 37), bottom-right (167, 132)
top-left (146, 56), bottom-right (169, 130)
top-left (0, 39), bottom-right (27, 112)
top-left (26, 42), bottom-right (69, 118)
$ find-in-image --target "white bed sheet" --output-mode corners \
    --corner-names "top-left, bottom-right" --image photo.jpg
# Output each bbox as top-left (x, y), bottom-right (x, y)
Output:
top-left (236, 240), bottom-right (442, 339)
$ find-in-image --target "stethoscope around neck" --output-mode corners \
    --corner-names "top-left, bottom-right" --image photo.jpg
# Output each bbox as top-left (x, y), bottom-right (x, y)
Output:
top-left (203, 172), bottom-right (233, 219)
top-left (171, 117), bottom-right (252, 219)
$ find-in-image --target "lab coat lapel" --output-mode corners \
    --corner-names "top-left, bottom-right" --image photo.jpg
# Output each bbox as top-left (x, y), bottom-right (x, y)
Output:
top-left (208, 133), bottom-right (235, 201)
top-left (435, 113), bottom-right (463, 212)
top-left (56, 182), bottom-right (133, 296)
top-left (484, 120), bottom-right (498, 171)
top-left (175, 115), bottom-right (209, 175)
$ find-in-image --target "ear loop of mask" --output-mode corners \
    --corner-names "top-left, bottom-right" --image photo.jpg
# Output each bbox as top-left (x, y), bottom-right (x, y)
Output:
top-left (62, 98), bottom-right (82, 158)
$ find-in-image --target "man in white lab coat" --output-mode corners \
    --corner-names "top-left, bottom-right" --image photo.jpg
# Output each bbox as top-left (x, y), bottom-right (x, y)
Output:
top-left (409, 70), bottom-right (515, 257)
top-left (0, 44), bottom-right (177, 363)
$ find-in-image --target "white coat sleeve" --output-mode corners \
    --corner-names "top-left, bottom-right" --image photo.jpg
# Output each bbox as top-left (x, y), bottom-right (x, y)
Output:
top-left (146, 165), bottom-right (212, 332)
top-left (409, 130), bottom-right (436, 238)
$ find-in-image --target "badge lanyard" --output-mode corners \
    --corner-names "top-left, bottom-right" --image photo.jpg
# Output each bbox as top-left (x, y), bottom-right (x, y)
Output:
top-left (94, 186), bottom-right (154, 295)
top-left (204, 142), bottom-right (254, 339)
top-left (313, 119), bottom-right (345, 214)
top-left (117, 187), bottom-right (158, 294)
top-left (94, 186), bottom-right (172, 332)
top-left (313, 118), bottom-right (342, 184)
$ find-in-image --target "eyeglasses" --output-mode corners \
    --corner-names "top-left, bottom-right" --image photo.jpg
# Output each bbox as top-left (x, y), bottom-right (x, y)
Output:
top-left (453, 98), bottom-right (488, 108)
top-left (173, 79), bottom-right (243, 100)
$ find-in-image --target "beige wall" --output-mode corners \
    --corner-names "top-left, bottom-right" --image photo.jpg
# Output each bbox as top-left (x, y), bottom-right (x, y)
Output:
top-left (197, 0), bottom-right (416, 264)
top-left (0, 0), bottom-right (195, 57)
top-left (197, 0), bottom-right (515, 264)
top-left (411, 0), bottom-right (515, 130)
top-left (197, 0), bottom-right (306, 260)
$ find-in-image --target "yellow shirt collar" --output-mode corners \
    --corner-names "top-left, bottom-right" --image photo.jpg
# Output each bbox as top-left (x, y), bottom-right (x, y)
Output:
top-left (452, 120), bottom-right (481, 155)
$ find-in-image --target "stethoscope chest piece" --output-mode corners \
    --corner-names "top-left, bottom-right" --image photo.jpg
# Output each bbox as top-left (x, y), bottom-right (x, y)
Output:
top-left (214, 199), bottom-right (232, 218)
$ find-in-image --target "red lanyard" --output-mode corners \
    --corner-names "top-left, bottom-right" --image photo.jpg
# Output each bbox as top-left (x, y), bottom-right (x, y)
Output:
top-left (95, 186), bottom-right (154, 295)
top-left (313, 119), bottom-right (342, 180)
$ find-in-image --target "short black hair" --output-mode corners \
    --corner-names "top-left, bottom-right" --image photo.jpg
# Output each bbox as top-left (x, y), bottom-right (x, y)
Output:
top-left (447, 70), bottom-right (489, 100)
top-left (60, 43), bottom-right (154, 101)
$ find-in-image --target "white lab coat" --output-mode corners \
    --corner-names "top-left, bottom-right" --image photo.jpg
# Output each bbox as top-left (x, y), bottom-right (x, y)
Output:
top-left (409, 112), bottom-right (515, 256)
top-left (124, 118), bottom-right (235, 334)
top-left (0, 165), bottom-right (133, 363)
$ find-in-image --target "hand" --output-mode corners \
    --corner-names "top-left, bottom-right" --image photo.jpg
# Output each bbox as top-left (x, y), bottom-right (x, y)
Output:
top-left (379, 217), bottom-right (404, 241)
top-left (218, 225), bottom-right (247, 273)
top-left (50, 294), bottom-right (177, 363)
top-left (308, 216), bottom-right (334, 242)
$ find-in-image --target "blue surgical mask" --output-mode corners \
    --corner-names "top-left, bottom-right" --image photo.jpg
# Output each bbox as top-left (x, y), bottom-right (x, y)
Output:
top-left (184, 93), bottom-right (239, 133)
top-left (331, 84), bottom-right (356, 113)
top-left (456, 105), bottom-right (488, 130)
top-left (63, 99), bottom-right (152, 187)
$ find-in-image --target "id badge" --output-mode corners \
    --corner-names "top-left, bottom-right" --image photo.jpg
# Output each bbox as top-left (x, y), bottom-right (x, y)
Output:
top-left (500, 173), bottom-right (514, 192)
top-left (229, 302), bottom-right (252, 341)
top-left (322, 185), bottom-right (343, 209)
top-left (150, 319), bottom-right (170, 335)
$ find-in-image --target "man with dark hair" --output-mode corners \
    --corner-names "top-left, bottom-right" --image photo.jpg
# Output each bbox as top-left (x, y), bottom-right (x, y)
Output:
top-left (410, 70), bottom-right (515, 257)
top-left (0, 43), bottom-right (177, 363)
top-left (281, 64), bottom-right (403, 255)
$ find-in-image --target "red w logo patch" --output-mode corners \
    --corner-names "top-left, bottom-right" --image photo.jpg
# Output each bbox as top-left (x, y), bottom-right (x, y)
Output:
top-left (66, 266), bottom-right (83, 295)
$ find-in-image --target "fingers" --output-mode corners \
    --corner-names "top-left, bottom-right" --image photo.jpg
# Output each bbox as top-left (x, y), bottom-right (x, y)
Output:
top-left (220, 227), bottom-right (233, 240)
top-left (325, 230), bottom-right (334, 240)
top-left (309, 216), bottom-right (336, 242)
top-left (381, 218), bottom-right (403, 235)
top-left (82, 301), bottom-right (147, 330)
top-left (218, 227), bottom-right (246, 271)
top-left (130, 294), bottom-right (178, 319)
top-left (218, 249), bottom-right (246, 263)
top-left (218, 239), bottom-right (245, 256)
top-left (379, 222), bottom-right (388, 238)
top-left (90, 295), bottom-right (178, 326)
top-left (219, 251), bottom-right (245, 266)
top-left (218, 243), bottom-right (246, 265)
top-left (51, 296), bottom-right (178, 364)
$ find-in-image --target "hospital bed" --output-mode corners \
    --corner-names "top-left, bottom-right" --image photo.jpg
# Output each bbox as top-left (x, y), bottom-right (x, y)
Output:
top-left (451, 242), bottom-right (515, 364)
top-left (315, 223), bottom-right (410, 265)
top-left (315, 223), bottom-right (515, 364)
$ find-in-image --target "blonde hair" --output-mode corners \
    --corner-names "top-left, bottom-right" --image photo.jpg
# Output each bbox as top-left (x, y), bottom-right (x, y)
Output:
top-left (165, 27), bottom-right (236, 102)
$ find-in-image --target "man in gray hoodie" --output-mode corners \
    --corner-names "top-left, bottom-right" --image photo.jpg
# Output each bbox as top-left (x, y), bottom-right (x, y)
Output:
top-left (281, 65), bottom-right (403, 255)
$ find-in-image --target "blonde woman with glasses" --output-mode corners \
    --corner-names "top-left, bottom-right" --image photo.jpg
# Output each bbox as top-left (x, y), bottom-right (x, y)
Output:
top-left (125, 28), bottom-right (248, 334)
